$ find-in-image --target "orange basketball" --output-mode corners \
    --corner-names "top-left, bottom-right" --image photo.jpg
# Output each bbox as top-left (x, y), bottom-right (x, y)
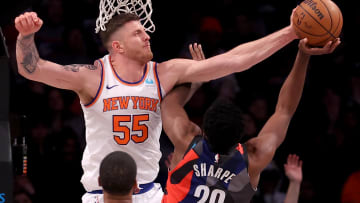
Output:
top-left (292, 0), bottom-right (343, 47)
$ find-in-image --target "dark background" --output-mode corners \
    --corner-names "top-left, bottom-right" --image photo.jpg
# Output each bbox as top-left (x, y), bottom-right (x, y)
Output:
top-left (1, 0), bottom-right (359, 203)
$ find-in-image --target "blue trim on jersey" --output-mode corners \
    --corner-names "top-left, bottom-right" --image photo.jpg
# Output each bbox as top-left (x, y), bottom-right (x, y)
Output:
top-left (114, 63), bottom-right (148, 84)
top-left (154, 62), bottom-right (163, 99)
top-left (88, 190), bottom-right (102, 194)
top-left (84, 60), bottom-right (104, 107)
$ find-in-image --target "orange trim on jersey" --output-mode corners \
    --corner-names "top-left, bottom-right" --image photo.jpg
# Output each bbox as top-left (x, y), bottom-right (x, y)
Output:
top-left (153, 62), bottom-right (163, 102)
top-left (164, 149), bottom-right (199, 203)
top-left (164, 171), bottom-right (194, 203)
top-left (236, 143), bottom-right (244, 155)
top-left (170, 149), bottom-right (199, 173)
top-left (109, 55), bottom-right (149, 86)
top-left (84, 59), bottom-right (105, 108)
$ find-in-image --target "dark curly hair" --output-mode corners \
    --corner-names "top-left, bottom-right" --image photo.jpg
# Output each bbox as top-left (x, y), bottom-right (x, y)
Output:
top-left (203, 98), bottom-right (244, 154)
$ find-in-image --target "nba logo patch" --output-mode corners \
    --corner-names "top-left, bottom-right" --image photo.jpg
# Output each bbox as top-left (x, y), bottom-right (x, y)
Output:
top-left (215, 154), bottom-right (220, 163)
top-left (145, 78), bottom-right (154, 86)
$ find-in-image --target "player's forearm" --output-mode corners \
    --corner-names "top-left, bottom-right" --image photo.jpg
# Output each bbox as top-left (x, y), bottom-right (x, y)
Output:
top-left (284, 181), bottom-right (301, 203)
top-left (276, 50), bottom-right (310, 115)
top-left (16, 33), bottom-right (43, 77)
top-left (161, 88), bottom-right (192, 153)
top-left (161, 85), bottom-right (190, 133)
top-left (177, 26), bottom-right (297, 84)
top-left (228, 25), bottom-right (297, 72)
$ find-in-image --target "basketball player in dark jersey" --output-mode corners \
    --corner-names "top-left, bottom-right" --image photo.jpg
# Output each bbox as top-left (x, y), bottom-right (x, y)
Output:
top-left (161, 38), bottom-right (340, 203)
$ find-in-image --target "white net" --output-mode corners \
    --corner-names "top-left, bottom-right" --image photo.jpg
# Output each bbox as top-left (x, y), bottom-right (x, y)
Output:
top-left (95, 0), bottom-right (155, 33)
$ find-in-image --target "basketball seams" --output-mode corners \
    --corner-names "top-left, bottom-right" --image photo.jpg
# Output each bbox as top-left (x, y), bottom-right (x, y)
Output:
top-left (293, 8), bottom-right (328, 37)
top-left (320, 0), bottom-right (339, 39)
top-left (331, 8), bottom-right (343, 38)
top-left (298, 4), bottom-right (329, 36)
top-left (320, 0), bottom-right (333, 31)
top-left (299, 1), bottom-right (338, 39)
top-left (293, 22), bottom-right (328, 37)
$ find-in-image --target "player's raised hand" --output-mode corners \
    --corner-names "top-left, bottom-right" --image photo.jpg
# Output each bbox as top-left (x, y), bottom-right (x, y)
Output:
top-left (189, 43), bottom-right (205, 61)
top-left (284, 154), bottom-right (303, 184)
top-left (299, 37), bottom-right (340, 55)
top-left (15, 12), bottom-right (43, 37)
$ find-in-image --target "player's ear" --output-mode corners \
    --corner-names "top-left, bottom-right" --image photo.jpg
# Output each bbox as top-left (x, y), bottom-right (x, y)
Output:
top-left (98, 176), bottom-right (102, 186)
top-left (133, 180), bottom-right (140, 194)
top-left (111, 41), bottom-right (124, 53)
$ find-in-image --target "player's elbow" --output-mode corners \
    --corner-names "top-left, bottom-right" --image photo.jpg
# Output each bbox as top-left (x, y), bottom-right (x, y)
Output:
top-left (165, 117), bottom-right (195, 149)
top-left (17, 58), bottom-right (43, 80)
top-left (275, 104), bottom-right (297, 117)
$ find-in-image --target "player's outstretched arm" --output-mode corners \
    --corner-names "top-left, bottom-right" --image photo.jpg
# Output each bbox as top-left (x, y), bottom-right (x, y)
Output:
top-left (158, 10), bottom-right (299, 93)
top-left (245, 38), bottom-right (340, 188)
top-left (284, 154), bottom-right (303, 203)
top-left (15, 12), bottom-right (99, 95)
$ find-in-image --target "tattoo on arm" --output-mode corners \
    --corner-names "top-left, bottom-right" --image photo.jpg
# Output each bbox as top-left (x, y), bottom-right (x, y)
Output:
top-left (17, 34), bottom-right (40, 74)
top-left (63, 64), bottom-right (97, 72)
top-left (17, 34), bottom-right (97, 74)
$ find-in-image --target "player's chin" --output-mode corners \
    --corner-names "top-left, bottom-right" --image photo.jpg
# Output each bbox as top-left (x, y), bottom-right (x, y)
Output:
top-left (145, 51), bottom-right (153, 61)
top-left (139, 52), bottom-right (153, 63)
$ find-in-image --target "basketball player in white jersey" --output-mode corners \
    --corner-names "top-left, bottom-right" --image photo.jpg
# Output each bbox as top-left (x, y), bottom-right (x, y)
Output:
top-left (14, 9), bottom-right (322, 202)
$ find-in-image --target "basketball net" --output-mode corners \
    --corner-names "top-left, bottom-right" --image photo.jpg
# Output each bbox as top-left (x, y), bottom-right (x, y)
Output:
top-left (95, 0), bottom-right (155, 33)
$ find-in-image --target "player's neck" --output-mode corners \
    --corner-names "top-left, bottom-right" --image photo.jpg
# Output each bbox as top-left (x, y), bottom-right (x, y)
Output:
top-left (110, 54), bottom-right (147, 83)
top-left (104, 193), bottom-right (132, 203)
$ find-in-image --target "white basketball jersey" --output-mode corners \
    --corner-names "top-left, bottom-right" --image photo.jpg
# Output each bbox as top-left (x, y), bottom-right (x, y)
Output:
top-left (80, 55), bottom-right (164, 192)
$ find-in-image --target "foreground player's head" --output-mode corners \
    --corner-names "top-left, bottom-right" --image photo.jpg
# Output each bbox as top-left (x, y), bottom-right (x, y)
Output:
top-left (203, 98), bottom-right (244, 154)
top-left (99, 151), bottom-right (137, 196)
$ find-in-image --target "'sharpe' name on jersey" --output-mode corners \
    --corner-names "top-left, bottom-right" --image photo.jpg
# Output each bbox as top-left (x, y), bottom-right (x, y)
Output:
top-left (193, 163), bottom-right (236, 183)
top-left (103, 96), bottom-right (159, 112)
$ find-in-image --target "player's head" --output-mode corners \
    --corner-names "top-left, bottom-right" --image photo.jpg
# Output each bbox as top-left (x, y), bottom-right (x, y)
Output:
top-left (99, 151), bottom-right (137, 196)
top-left (203, 98), bottom-right (244, 154)
top-left (100, 13), bottom-right (153, 63)
top-left (100, 13), bottom-right (140, 47)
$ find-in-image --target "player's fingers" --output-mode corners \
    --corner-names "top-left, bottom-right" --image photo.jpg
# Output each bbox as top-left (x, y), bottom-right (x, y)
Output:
top-left (31, 12), bottom-right (42, 26)
top-left (19, 15), bottom-right (29, 29)
top-left (290, 154), bottom-right (297, 165)
top-left (198, 44), bottom-right (205, 60)
top-left (299, 160), bottom-right (303, 168)
top-left (194, 43), bottom-right (202, 60)
top-left (31, 12), bottom-right (38, 19)
top-left (298, 38), bottom-right (308, 50)
top-left (294, 155), bottom-right (299, 165)
top-left (25, 14), bottom-right (34, 29)
top-left (287, 154), bottom-right (291, 163)
top-left (293, 154), bottom-right (299, 165)
top-left (287, 154), bottom-right (294, 165)
top-left (189, 44), bottom-right (196, 59)
top-left (22, 12), bottom-right (33, 27)
top-left (329, 38), bottom-right (341, 53)
top-left (14, 17), bottom-right (21, 29)
top-left (324, 40), bottom-right (333, 50)
top-left (36, 18), bottom-right (43, 27)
